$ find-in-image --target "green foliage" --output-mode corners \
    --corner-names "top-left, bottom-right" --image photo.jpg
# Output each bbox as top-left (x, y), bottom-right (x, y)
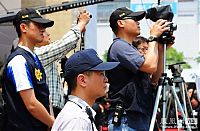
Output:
top-left (166, 48), bottom-right (191, 69)
top-left (195, 52), bottom-right (200, 63)
top-left (102, 50), bottom-right (108, 62)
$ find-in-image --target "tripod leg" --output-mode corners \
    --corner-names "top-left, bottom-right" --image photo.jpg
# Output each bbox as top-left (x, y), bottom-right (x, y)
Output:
top-left (166, 91), bottom-right (172, 121)
top-left (170, 85), bottom-right (192, 131)
top-left (149, 85), bottom-right (162, 131)
top-left (180, 83), bottom-right (189, 117)
top-left (174, 100), bottom-right (180, 129)
top-left (162, 82), bottom-right (167, 131)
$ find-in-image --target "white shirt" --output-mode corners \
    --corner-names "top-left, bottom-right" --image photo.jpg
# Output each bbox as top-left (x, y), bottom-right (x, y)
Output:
top-left (51, 95), bottom-right (98, 131)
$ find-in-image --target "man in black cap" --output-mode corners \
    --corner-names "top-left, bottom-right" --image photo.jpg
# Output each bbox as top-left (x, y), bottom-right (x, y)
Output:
top-left (106, 7), bottom-right (173, 130)
top-left (2, 8), bottom-right (54, 131)
top-left (52, 49), bottom-right (119, 131)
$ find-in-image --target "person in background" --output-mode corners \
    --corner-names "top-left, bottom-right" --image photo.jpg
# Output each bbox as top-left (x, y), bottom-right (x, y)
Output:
top-left (132, 36), bottom-right (149, 55)
top-left (51, 49), bottom-right (119, 131)
top-left (33, 9), bottom-right (91, 117)
top-left (106, 7), bottom-right (173, 130)
top-left (3, 8), bottom-right (54, 131)
top-left (189, 90), bottom-right (200, 130)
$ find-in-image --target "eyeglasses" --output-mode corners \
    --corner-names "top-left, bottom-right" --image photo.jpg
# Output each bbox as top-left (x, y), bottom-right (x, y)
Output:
top-left (137, 47), bottom-right (148, 52)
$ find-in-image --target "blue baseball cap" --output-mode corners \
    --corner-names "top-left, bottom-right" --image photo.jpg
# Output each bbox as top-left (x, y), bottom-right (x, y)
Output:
top-left (64, 49), bottom-right (119, 79)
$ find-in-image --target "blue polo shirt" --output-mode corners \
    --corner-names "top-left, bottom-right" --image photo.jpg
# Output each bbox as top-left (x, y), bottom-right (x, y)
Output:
top-left (107, 38), bottom-right (153, 130)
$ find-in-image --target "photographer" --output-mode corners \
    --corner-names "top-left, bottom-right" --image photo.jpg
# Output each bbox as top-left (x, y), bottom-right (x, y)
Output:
top-left (106, 7), bottom-right (173, 130)
top-left (34, 10), bottom-right (91, 118)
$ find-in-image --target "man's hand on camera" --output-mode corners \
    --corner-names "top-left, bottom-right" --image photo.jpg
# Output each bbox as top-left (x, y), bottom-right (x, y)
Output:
top-left (150, 19), bottom-right (172, 38)
top-left (77, 9), bottom-right (91, 32)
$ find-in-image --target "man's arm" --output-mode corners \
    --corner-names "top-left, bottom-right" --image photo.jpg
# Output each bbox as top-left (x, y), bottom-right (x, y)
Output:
top-left (20, 89), bottom-right (55, 127)
top-left (35, 10), bottom-right (91, 67)
top-left (140, 19), bottom-right (171, 74)
top-left (151, 41), bottom-right (174, 85)
top-left (151, 44), bottom-right (164, 85)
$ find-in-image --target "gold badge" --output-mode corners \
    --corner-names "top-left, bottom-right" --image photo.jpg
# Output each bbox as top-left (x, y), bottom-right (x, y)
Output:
top-left (35, 68), bottom-right (42, 81)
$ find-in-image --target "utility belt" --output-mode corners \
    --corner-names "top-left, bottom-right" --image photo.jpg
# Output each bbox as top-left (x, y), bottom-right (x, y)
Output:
top-left (112, 104), bottom-right (125, 127)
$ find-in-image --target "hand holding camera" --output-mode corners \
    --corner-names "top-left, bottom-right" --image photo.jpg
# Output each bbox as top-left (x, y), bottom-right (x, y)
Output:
top-left (150, 19), bottom-right (172, 38)
top-left (146, 5), bottom-right (177, 44)
top-left (77, 9), bottom-right (91, 32)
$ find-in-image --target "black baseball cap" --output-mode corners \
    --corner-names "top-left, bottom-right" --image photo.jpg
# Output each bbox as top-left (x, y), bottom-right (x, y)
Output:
top-left (13, 8), bottom-right (54, 28)
top-left (109, 7), bottom-right (146, 30)
top-left (64, 49), bottom-right (119, 79)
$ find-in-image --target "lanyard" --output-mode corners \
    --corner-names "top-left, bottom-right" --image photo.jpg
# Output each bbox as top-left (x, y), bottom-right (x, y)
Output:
top-left (68, 100), bottom-right (95, 131)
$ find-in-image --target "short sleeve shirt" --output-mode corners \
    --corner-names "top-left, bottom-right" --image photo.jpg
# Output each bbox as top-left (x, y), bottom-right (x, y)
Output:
top-left (109, 38), bottom-right (145, 73)
top-left (6, 45), bottom-right (38, 92)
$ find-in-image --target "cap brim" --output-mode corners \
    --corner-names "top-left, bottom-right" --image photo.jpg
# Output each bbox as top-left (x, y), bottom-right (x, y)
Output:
top-left (128, 11), bottom-right (146, 21)
top-left (31, 18), bottom-right (54, 28)
top-left (89, 62), bottom-right (119, 71)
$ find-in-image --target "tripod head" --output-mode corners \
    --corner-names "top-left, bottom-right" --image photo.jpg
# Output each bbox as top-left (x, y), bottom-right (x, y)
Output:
top-left (168, 62), bottom-right (186, 78)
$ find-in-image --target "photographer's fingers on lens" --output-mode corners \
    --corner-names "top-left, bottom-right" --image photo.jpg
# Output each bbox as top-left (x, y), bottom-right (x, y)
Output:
top-left (161, 21), bottom-right (172, 31)
top-left (150, 20), bottom-right (165, 37)
top-left (151, 19), bottom-right (170, 37)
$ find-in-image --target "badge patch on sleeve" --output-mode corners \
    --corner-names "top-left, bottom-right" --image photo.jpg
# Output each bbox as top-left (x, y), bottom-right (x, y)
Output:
top-left (35, 68), bottom-right (42, 81)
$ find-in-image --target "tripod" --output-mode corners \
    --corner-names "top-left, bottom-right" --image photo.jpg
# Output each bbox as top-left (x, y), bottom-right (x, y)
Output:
top-left (149, 44), bottom-right (193, 131)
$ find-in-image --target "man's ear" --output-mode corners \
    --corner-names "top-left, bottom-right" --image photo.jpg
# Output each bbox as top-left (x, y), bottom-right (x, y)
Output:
top-left (20, 23), bottom-right (28, 33)
top-left (117, 20), bottom-right (125, 28)
top-left (77, 74), bottom-right (87, 87)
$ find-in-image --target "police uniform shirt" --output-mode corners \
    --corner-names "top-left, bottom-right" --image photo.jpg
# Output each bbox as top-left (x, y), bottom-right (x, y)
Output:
top-left (52, 95), bottom-right (98, 131)
top-left (7, 45), bottom-right (40, 92)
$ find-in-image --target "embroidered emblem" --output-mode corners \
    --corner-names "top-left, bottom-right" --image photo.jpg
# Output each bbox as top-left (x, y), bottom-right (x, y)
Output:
top-left (35, 68), bottom-right (42, 81)
top-left (119, 13), bottom-right (125, 17)
top-left (36, 10), bottom-right (41, 15)
top-left (21, 15), bottom-right (29, 19)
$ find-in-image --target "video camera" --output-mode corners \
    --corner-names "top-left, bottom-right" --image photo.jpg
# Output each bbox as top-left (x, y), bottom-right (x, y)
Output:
top-left (146, 5), bottom-right (177, 44)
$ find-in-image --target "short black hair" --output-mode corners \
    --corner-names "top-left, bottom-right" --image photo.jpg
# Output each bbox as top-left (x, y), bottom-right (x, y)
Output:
top-left (66, 71), bottom-right (93, 95)
top-left (14, 20), bottom-right (31, 37)
top-left (66, 76), bottom-right (77, 95)
top-left (132, 36), bottom-right (148, 48)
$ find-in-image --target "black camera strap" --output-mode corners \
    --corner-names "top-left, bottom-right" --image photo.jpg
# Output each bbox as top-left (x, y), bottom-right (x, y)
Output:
top-left (68, 100), bottom-right (95, 131)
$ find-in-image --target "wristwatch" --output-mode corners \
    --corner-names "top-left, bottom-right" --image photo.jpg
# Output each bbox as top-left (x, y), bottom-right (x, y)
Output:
top-left (148, 36), bottom-right (158, 42)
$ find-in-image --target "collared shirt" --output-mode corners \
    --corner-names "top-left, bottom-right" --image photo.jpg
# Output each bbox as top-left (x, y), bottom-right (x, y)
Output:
top-left (51, 95), bottom-right (98, 131)
top-left (107, 38), bottom-right (152, 130)
top-left (34, 26), bottom-right (81, 109)
top-left (7, 45), bottom-right (38, 92)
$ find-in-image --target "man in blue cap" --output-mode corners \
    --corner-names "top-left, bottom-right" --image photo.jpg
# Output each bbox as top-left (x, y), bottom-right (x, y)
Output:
top-left (52, 49), bottom-right (119, 131)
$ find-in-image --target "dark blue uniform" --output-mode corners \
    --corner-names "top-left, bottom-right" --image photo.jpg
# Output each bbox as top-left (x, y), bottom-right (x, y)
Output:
top-left (3, 47), bottom-right (50, 131)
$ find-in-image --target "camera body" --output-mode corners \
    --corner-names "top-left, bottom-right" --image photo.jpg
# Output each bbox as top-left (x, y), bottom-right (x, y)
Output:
top-left (112, 104), bottom-right (123, 127)
top-left (146, 5), bottom-right (177, 44)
